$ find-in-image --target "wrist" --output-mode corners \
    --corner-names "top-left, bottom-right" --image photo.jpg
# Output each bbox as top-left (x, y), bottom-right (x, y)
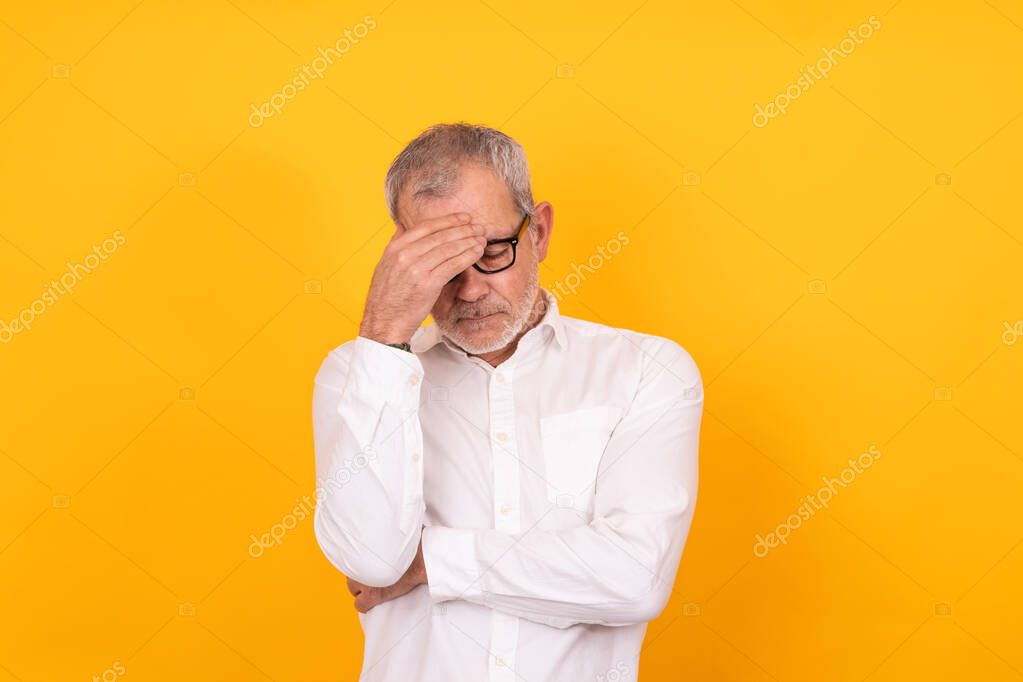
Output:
top-left (359, 319), bottom-right (414, 346)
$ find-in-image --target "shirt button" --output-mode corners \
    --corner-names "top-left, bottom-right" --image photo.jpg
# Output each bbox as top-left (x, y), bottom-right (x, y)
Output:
top-left (495, 656), bottom-right (505, 667)
top-left (496, 431), bottom-right (508, 442)
top-left (495, 372), bottom-right (505, 383)
top-left (499, 503), bottom-right (511, 516)
top-left (407, 375), bottom-right (420, 387)
top-left (411, 452), bottom-right (421, 462)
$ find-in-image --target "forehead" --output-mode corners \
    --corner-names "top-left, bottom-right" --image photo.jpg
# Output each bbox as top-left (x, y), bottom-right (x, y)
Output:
top-left (399, 163), bottom-right (519, 236)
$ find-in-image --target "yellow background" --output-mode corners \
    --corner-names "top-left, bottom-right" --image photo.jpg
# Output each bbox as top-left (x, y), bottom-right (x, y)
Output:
top-left (2, 1), bottom-right (1022, 680)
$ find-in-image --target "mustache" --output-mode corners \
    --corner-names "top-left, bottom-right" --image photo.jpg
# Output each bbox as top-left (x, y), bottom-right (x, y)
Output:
top-left (453, 305), bottom-right (508, 319)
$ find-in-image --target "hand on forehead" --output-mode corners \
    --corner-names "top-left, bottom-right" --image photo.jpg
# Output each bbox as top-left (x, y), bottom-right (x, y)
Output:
top-left (403, 196), bottom-right (518, 240)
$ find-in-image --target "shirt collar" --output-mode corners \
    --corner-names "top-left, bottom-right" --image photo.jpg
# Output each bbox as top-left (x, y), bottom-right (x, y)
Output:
top-left (411, 287), bottom-right (566, 355)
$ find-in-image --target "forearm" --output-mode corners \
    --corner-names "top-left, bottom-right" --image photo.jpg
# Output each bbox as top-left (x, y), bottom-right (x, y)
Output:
top-left (421, 509), bottom-right (692, 629)
top-left (312, 336), bottom-right (426, 586)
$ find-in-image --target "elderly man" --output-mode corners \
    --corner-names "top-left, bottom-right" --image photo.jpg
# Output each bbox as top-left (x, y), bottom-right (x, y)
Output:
top-left (312, 123), bottom-right (703, 681)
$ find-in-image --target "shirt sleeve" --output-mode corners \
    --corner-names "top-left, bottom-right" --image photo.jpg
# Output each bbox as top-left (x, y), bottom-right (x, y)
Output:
top-left (421, 338), bottom-right (703, 629)
top-left (312, 335), bottom-right (427, 587)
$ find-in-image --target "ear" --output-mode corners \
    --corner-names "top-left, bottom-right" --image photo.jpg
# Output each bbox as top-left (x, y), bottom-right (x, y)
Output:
top-left (529, 201), bottom-right (553, 262)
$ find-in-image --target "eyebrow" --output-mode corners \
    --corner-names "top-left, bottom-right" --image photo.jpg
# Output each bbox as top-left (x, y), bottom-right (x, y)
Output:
top-left (485, 215), bottom-right (527, 243)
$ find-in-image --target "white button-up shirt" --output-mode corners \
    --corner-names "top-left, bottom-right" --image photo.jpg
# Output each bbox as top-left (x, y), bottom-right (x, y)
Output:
top-left (312, 288), bottom-right (703, 681)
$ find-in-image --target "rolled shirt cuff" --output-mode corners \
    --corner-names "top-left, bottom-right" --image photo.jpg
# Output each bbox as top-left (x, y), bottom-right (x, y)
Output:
top-left (343, 335), bottom-right (424, 411)
top-left (422, 525), bottom-right (484, 604)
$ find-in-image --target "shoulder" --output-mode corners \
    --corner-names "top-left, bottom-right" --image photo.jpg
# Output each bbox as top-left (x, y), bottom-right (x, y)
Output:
top-left (560, 314), bottom-right (701, 385)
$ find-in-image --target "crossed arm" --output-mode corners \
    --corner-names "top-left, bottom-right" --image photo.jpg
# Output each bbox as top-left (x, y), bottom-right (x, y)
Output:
top-left (312, 335), bottom-right (703, 628)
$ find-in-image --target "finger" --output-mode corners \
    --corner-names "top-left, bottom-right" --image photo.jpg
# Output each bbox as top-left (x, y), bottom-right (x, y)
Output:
top-left (402, 222), bottom-right (486, 259)
top-left (355, 593), bottom-right (376, 613)
top-left (430, 238), bottom-right (487, 282)
top-left (400, 212), bottom-right (472, 241)
top-left (419, 235), bottom-right (486, 274)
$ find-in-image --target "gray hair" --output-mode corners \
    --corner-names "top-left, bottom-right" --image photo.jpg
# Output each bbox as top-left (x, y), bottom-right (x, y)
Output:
top-left (384, 122), bottom-right (535, 225)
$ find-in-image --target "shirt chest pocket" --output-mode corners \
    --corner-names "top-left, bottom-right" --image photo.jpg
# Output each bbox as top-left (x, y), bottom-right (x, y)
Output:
top-left (539, 406), bottom-right (619, 514)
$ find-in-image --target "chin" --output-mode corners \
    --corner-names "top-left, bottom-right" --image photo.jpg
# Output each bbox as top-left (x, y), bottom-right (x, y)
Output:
top-left (461, 333), bottom-right (501, 353)
top-left (445, 329), bottom-right (504, 355)
top-left (438, 311), bottom-right (521, 355)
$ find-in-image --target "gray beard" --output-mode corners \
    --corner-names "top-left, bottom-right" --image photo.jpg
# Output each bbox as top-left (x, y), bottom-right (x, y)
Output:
top-left (436, 256), bottom-right (540, 356)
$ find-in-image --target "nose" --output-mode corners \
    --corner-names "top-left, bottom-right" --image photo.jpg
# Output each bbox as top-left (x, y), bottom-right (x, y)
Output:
top-left (447, 264), bottom-right (490, 302)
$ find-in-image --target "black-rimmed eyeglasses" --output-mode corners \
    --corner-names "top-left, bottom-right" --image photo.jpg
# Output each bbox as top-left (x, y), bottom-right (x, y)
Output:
top-left (448, 212), bottom-right (531, 283)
